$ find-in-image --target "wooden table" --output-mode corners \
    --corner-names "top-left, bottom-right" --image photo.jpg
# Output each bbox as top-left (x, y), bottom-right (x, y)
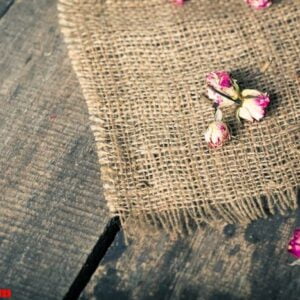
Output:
top-left (0, 0), bottom-right (299, 299)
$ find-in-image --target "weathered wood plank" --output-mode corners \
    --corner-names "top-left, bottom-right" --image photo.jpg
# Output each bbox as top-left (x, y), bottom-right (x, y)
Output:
top-left (0, 0), bottom-right (109, 298)
top-left (83, 209), bottom-right (300, 300)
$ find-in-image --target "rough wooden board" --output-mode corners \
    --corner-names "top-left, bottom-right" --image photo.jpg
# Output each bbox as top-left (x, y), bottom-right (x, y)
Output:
top-left (83, 208), bottom-right (300, 300)
top-left (0, 0), bottom-right (110, 298)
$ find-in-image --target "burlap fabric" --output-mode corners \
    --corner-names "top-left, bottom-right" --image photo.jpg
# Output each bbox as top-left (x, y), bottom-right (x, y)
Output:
top-left (58, 0), bottom-right (299, 236)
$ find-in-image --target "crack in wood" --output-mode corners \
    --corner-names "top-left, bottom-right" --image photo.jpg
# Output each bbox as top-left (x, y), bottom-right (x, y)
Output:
top-left (0, 0), bottom-right (14, 18)
top-left (63, 216), bottom-right (121, 300)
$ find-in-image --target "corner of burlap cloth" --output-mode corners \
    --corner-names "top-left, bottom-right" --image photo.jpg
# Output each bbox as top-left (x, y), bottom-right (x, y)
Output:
top-left (57, 0), bottom-right (299, 239)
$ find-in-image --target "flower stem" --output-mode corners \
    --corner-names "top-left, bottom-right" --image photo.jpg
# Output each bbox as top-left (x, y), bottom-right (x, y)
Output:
top-left (207, 85), bottom-right (242, 105)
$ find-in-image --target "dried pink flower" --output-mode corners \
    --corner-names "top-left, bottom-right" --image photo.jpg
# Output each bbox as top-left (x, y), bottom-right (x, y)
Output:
top-left (236, 89), bottom-right (270, 122)
top-left (204, 121), bottom-right (230, 148)
top-left (245, 0), bottom-right (272, 10)
top-left (288, 229), bottom-right (300, 258)
top-left (206, 71), bottom-right (240, 105)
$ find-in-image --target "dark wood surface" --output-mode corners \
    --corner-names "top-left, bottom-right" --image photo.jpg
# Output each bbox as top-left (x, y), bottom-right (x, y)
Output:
top-left (0, 0), bottom-right (110, 299)
top-left (1, 0), bottom-right (299, 299)
top-left (83, 211), bottom-right (300, 300)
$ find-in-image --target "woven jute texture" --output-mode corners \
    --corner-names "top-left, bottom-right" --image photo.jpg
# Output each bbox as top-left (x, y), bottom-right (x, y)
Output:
top-left (58, 0), bottom-right (299, 236)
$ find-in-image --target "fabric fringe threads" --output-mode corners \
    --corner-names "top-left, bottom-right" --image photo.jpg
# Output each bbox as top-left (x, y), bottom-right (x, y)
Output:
top-left (58, 0), bottom-right (300, 239)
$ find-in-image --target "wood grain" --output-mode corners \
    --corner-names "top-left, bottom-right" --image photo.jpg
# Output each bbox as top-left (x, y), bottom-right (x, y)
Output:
top-left (83, 209), bottom-right (300, 300)
top-left (0, 0), bottom-right (109, 298)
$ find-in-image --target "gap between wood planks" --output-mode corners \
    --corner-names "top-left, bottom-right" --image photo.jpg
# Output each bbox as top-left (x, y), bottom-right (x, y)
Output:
top-left (0, 0), bottom-right (15, 18)
top-left (63, 216), bottom-right (121, 300)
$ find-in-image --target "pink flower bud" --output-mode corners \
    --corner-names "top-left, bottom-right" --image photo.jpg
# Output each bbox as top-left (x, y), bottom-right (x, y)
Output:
top-left (288, 229), bottom-right (300, 258)
top-left (237, 89), bottom-right (270, 122)
top-left (245, 0), bottom-right (272, 10)
top-left (206, 71), bottom-right (240, 103)
top-left (204, 121), bottom-right (230, 148)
